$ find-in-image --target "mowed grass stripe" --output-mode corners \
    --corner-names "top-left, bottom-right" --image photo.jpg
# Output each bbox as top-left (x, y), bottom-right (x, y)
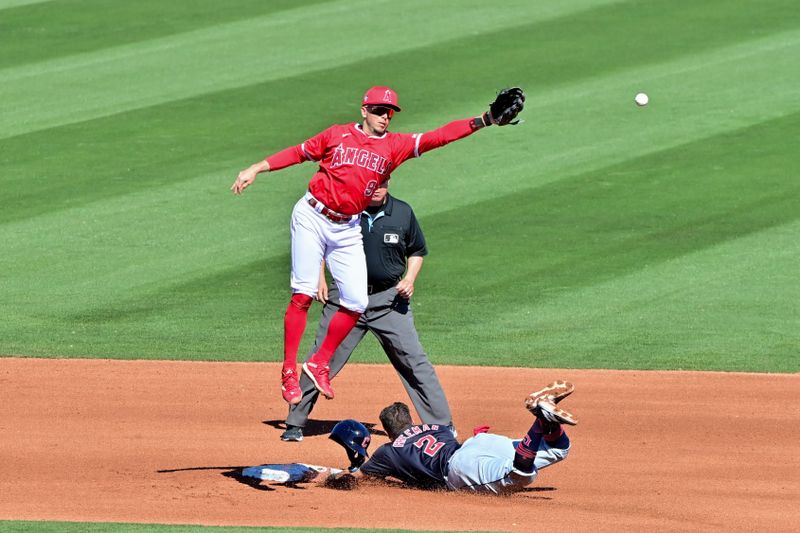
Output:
top-left (3, 1), bottom-right (799, 224)
top-left (2, 40), bottom-right (799, 267)
top-left (506, 219), bottom-right (800, 372)
top-left (3, 0), bottom-right (797, 141)
top-left (412, 112), bottom-right (800, 370)
top-left (0, 0), bottom-right (618, 139)
top-left (392, 25), bottom-right (800, 216)
top-left (2, 1), bottom-right (798, 370)
top-left (431, 112), bottom-right (800, 293)
top-left (2, 110), bottom-right (797, 365)
top-left (1, 41), bottom-right (798, 318)
top-left (0, 257), bottom-right (290, 361)
top-left (0, 0), bottom-right (331, 69)
top-left (1, 57), bottom-right (796, 314)
top-left (0, 0), bottom-right (50, 9)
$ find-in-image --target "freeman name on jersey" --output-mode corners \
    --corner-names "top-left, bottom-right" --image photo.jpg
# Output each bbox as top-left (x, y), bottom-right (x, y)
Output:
top-left (392, 424), bottom-right (441, 447)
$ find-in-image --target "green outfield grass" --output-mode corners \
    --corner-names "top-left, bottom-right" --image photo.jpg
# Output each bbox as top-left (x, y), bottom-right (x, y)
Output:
top-left (1, 0), bottom-right (798, 372)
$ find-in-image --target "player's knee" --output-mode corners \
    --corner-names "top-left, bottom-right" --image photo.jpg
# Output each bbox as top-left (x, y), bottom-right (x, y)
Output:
top-left (338, 306), bottom-right (364, 318)
top-left (289, 293), bottom-right (314, 311)
top-left (550, 445), bottom-right (570, 464)
top-left (339, 297), bottom-right (367, 314)
top-left (545, 435), bottom-right (571, 464)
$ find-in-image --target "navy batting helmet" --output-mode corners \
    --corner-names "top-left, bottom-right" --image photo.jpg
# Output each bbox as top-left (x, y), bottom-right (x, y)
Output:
top-left (329, 419), bottom-right (371, 458)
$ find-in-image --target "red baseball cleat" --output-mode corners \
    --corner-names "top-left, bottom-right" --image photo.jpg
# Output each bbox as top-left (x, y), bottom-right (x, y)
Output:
top-left (303, 361), bottom-right (334, 399)
top-left (281, 367), bottom-right (302, 405)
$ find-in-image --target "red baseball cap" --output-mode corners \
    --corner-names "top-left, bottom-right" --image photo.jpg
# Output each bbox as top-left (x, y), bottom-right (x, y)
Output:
top-left (362, 86), bottom-right (401, 111)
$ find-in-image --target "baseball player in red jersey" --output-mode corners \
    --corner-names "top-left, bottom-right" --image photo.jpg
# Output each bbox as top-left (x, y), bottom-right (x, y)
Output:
top-left (231, 86), bottom-right (524, 405)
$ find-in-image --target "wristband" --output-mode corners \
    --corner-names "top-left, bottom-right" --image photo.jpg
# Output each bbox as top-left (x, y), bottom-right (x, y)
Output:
top-left (473, 112), bottom-right (493, 129)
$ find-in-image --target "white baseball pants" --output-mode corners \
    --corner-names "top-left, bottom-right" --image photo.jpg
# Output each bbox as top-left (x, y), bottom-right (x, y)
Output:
top-left (444, 432), bottom-right (570, 494)
top-left (289, 195), bottom-right (369, 313)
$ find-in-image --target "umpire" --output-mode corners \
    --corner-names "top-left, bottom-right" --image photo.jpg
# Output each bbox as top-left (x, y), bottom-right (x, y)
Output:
top-left (282, 180), bottom-right (453, 441)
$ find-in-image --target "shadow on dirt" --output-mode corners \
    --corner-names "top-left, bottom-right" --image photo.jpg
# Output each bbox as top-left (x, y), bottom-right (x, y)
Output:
top-left (263, 418), bottom-right (387, 437)
top-left (156, 465), bottom-right (313, 491)
top-left (156, 465), bottom-right (558, 495)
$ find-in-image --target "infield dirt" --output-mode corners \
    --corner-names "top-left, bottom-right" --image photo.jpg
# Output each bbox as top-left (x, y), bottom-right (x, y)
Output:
top-left (1, 358), bottom-right (797, 532)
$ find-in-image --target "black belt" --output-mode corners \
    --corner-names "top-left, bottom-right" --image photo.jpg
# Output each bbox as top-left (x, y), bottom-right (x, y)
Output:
top-left (367, 280), bottom-right (398, 294)
top-left (306, 196), bottom-right (352, 224)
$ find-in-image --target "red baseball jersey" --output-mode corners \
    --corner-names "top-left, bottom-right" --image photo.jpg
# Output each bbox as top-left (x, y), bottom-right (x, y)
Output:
top-left (266, 118), bottom-right (480, 215)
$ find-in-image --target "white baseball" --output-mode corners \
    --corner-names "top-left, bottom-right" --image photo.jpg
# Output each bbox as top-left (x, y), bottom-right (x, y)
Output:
top-left (634, 92), bottom-right (649, 106)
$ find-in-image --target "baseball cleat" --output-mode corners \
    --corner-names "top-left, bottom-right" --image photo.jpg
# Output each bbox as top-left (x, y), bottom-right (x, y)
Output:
top-left (526, 380), bottom-right (574, 407)
top-left (529, 397), bottom-right (578, 426)
top-left (281, 425), bottom-right (304, 442)
top-left (281, 368), bottom-right (302, 405)
top-left (303, 361), bottom-right (334, 399)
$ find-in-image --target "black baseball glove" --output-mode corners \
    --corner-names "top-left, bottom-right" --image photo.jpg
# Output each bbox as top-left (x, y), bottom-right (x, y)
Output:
top-left (484, 87), bottom-right (525, 126)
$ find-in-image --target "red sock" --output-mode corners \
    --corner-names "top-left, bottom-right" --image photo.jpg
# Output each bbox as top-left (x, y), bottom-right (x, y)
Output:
top-left (310, 308), bottom-right (361, 365)
top-left (513, 420), bottom-right (565, 473)
top-left (535, 418), bottom-right (564, 443)
top-left (542, 424), bottom-right (564, 443)
top-left (283, 293), bottom-right (313, 369)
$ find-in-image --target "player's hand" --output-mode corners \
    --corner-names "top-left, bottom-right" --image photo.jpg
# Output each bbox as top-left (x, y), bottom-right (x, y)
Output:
top-left (316, 281), bottom-right (329, 303)
top-left (395, 278), bottom-right (414, 299)
top-left (231, 168), bottom-right (257, 195)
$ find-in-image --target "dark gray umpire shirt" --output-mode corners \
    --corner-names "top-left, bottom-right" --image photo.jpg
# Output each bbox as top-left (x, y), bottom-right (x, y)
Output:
top-left (361, 194), bottom-right (427, 292)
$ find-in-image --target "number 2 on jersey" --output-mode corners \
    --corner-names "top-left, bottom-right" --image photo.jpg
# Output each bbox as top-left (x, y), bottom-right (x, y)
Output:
top-left (414, 435), bottom-right (445, 457)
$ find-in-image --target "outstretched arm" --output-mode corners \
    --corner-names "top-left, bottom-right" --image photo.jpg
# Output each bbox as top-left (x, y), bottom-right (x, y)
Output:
top-left (323, 466), bottom-right (366, 490)
top-left (231, 126), bottom-right (330, 195)
top-left (415, 117), bottom-right (487, 156)
top-left (415, 88), bottom-right (526, 156)
top-left (231, 159), bottom-right (270, 195)
top-left (231, 144), bottom-right (310, 195)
